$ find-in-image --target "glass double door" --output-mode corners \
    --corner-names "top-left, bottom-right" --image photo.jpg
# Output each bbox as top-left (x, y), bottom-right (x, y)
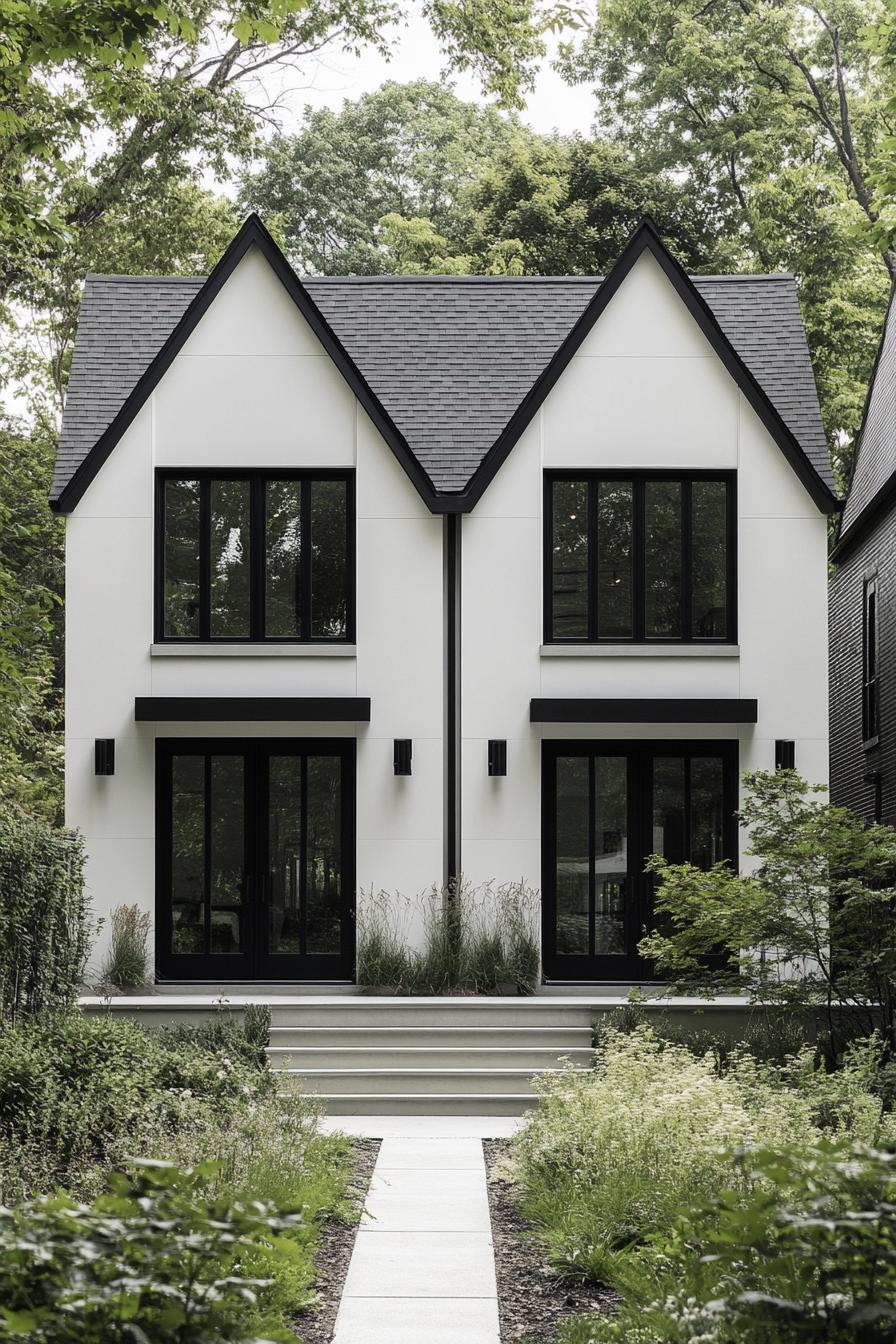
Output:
top-left (542, 741), bottom-right (737, 981)
top-left (156, 740), bottom-right (355, 981)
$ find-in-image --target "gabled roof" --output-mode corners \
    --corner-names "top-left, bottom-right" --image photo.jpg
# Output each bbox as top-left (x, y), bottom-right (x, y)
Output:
top-left (833, 282), bottom-right (896, 556)
top-left (51, 214), bottom-right (838, 514)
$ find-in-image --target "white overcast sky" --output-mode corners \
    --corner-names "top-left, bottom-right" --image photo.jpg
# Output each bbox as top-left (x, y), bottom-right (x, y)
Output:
top-left (254, 8), bottom-right (598, 140)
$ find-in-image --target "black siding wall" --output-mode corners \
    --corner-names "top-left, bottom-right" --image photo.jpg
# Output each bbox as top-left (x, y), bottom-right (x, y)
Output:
top-left (830, 505), bottom-right (896, 823)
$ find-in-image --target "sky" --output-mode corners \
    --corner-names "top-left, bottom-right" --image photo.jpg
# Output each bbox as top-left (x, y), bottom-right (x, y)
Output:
top-left (255, 8), bottom-right (598, 141)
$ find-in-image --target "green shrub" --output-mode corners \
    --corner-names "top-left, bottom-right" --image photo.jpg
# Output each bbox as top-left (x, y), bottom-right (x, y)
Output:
top-left (641, 770), bottom-right (896, 1055)
top-left (99, 903), bottom-right (150, 990)
top-left (515, 1026), bottom-right (894, 1288)
top-left (0, 1011), bottom-right (272, 1200)
top-left (0, 1158), bottom-right (304, 1344)
top-left (564, 1143), bottom-right (896, 1344)
top-left (0, 808), bottom-right (88, 1020)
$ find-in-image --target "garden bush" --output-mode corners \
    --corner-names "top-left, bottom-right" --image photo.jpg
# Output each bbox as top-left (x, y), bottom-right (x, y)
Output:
top-left (0, 807), bottom-right (88, 1020)
top-left (515, 1026), bottom-right (895, 1288)
top-left (0, 1009), bottom-right (273, 1200)
top-left (560, 1143), bottom-right (896, 1344)
top-left (0, 1158), bottom-right (305, 1344)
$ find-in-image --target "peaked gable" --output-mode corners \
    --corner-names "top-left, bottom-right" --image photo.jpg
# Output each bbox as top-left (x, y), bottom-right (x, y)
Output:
top-left (52, 214), bottom-right (431, 513)
top-left (52, 215), bottom-right (838, 515)
top-left (458, 218), bottom-right (836, 513)
top-left (834, 281), bottom-right (896, 554)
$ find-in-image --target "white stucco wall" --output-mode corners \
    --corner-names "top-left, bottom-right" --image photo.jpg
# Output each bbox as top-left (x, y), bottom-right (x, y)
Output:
top-left (459, 251), bottom-right (830, 891)
top-left (65, 244), bottom-right (831, 981)
top-left (65, 246), bottom-right (443, 972)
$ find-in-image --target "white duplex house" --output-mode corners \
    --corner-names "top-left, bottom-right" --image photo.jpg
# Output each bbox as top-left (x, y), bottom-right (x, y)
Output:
top-left (53, 215), bottom-right (837, 988)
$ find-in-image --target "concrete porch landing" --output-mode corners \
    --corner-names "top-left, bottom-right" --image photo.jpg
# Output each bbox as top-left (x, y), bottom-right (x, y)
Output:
top-left (79, 992), bottom-right (751, 1116)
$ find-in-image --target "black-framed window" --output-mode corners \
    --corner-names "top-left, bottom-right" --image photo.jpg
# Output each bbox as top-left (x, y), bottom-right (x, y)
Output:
top-left (156, 471), bottom-right (354, 642)
top-left (863, 575), bottom-right (880, 744)
top-left (545, 472), bottom-right (736, 643)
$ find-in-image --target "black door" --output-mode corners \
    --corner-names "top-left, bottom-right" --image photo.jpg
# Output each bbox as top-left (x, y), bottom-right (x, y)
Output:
top-left (542, 740), bottom-right (737, 982)
top-left (156, 739), bottom-right (355, 981)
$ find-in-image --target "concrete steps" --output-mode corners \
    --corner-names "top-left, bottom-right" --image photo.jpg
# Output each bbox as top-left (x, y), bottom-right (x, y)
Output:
top-left (265, 999), bottom-right (594, 1114)
top-left (79, 994), bottom-right (601, 1114)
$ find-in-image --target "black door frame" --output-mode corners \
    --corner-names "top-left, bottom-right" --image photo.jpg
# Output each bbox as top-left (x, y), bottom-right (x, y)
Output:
top-left (541, 738), bottom-right (739, 983)
top-left (155, 737), bottom-right (356, 983)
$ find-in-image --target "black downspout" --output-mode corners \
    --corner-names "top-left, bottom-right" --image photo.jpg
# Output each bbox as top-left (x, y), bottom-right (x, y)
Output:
top-left (445, 513), bottom-right (461, 887)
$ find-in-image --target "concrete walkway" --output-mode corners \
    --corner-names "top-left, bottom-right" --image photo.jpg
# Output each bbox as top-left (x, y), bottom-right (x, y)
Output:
top-left (331, 1135), bottom-right (500, 1343)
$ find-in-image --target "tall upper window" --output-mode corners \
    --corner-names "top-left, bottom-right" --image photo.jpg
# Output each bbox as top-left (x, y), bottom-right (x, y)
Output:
top-left (863, 575), bottom-right (880, 744)
top-left (157, 471), bottom-right (354, 642)
top-left (546, 472), bottom-right (735, 643)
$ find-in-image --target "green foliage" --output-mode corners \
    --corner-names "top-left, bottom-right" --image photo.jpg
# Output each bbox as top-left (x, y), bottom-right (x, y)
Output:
top-left (0, 999), bottom-right (353, 1342)
top-left (0, 808), bottom-right (88, 1021)
top-left (0, 419), bottom-right (63, 817)
top-left (0, 1010), bottom-right (272, 1200)
top-left (557, 0), bottom-right (893, 477)
top-left (240, 80), bottom-right (532, 275)
top-left (561, 1143), bottom-right (896, 1344)
top-left (0, 1158), bottom-right (304, 1344)
top-left (514, 1026), bottom-right (894, 1288)
top-left (357, 880), bottom-right (540, 993)
top-left (640, 770), bottom-right (896, 1055)
top-left (99, 903), bottom-right (151, 991)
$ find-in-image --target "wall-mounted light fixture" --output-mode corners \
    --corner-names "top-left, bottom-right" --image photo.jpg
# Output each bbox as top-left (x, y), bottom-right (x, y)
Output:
top-left (488, 739), bottom-right (507, 776)
top-left (95, 739), bottom-right (115, 776)
top-left (775, 739), bottom-right (795, 771)
top-left (393, 739), bottom-right (412, 776)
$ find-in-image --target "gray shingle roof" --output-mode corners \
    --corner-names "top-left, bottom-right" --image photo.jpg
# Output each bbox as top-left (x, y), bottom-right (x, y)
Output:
top-left (52, 268), bottom-right (834, 503)
top-left (841, 287), bottom-right (896, 533)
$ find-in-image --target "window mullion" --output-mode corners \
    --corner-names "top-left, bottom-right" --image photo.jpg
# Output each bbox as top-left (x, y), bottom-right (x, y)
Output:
top-left (251, 477), bottom-right (264, 641)
top-left (199, 479), bottom-right (211, 641)
top-left (588, 479), bottom-right (598, 642)
top-left (634, 478), bottom-right (645, 641)
top-left (682, 478), bottom-right (693, 641)
top-left (301, 477), bottom-right (313, 641)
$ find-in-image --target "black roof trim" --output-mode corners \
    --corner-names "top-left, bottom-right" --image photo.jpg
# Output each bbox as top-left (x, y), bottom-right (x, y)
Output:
top-left (530, 697), bottom-right (759, 724)
top-left (52, 215), bottom-right (435, 514)
top-left (455, 218), bottom-right (838, 515)
top-left (52, 213), bottom-right (838, 517)
top-left (831, 278), bottom-right (896, 559)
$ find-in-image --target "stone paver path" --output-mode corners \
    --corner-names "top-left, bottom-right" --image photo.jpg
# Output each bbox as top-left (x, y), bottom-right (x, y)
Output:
top-left (332, 1136), bottom-right (500, 1343)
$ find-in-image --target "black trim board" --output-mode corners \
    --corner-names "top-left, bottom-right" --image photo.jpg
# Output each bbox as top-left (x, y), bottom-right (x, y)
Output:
top-left (530, 698), bottom-right (758, 723)
top-left (454, 217), bottom-right (838, 516)
top-left (53, 214), bottom-right (837, 519)
top-left (135, 697), bottom-right (371, 722)
top-left (53, 215), bottom-right (434, 514)
top-left (831, 277), bottom-right (896, 559)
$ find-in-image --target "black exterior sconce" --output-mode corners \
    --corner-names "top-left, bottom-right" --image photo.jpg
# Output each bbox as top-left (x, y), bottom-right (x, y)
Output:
top-left (394, 739), bottom-right (412, 776)
top-left (95, 739), bottom-right (115, 776)
top-left (775, 739), bottom-right (795, 771)
top-left (488, 739), bottom-right (507, 776)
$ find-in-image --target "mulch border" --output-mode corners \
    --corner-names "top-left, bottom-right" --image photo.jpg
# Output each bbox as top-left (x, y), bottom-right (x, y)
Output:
top-left (294, 1137), bottom-right (380, 1344)
top-left (484, 1138), bottom-right (616, 1344)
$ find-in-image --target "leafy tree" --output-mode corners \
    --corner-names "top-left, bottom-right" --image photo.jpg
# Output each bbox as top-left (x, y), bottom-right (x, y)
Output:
top-left (464, 136), bottom-right (725, 275)
top-left (239, 79), bottom-right (535, 273)
top-left (557, 0), bottom-right (893, 475)
top-left (640, 770), bottom-right (896, 1057)
top-left (0, 417), bottom-right (63, 819)
top-left (2, 0), bottom-right (562, 308)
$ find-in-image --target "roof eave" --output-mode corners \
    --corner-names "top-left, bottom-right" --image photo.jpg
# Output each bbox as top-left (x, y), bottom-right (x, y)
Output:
top-left (51, 215), bottom-right (439, 515)
top-left (456, 217), bottom-right (839, 515)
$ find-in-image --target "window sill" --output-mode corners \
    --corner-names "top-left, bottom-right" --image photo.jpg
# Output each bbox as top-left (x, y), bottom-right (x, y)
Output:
top-left (150, 643), bottom-right (357, 659)
top-left (540, 644), bottom-right (740, 659)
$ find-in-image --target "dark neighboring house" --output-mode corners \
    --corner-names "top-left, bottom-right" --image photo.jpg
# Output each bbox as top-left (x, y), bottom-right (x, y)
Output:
top-left (831, 286), bottom-right (896, 823)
